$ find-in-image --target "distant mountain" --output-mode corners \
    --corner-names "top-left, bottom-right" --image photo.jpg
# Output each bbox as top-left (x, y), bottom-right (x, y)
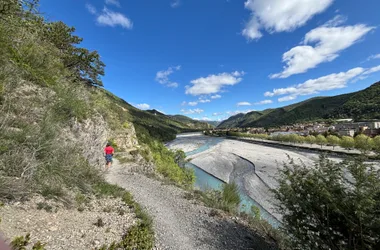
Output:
top-left (203, 121), bottom-right (220, 127)
top-left (168, 115), bottom-right (213, 130)
top-left (217, 81), bottom-right (380, 128)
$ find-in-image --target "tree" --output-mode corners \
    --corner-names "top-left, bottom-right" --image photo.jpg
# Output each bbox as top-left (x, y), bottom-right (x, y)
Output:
top-left (273, 156), bottom-right (380, 249)
top-left (355, 134), bottom-right (374, 153)
top-left (304, 135), bottom-right (316, 145)
top-left (340, 136), bottom-right (355, 150)
top-left (327, 135), bottom-right (340, 150)
top-left (374, 135), bottom-right (380, 153)
top-left (315, 134), bottom-right (327, 148)
top-left (41, 21), bottom-right (105, 86)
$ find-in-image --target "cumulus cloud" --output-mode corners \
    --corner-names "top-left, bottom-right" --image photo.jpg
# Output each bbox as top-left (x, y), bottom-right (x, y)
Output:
top-left (212, 112), bottom-right (223, 116)
top-left (367, 54), bottom-right (380, 61)
top-left (265, 65), bottom-right (380, 102)
top-left (242, 0), bottom-right (333, 40)
top-left (278, 96), bottom-right (297, 102)
top-left (254, 100), bottom-right (273, 105)
top-left (270, 20), bottom-right (374, 78)
top-left (180, 108), bottom-right (204, 115)
top-left (237, 102), bottom-right (252, 106)
top-left (170, 0), bottom-right (181, 8)
top-left (186, 71), bottom-right (245, 96)
top-left (136, 103), bottom-right (150, 110)
top-left (188, 102), bottom-right (198, 106)
top-left (105, 0), bottom-right (120, 7)
top-left (96, 8), bottom-right (133, 29)
top-left (211, 94), bottom-right (222, 99)
top-left (86, 4), bottom-right (97, 14)
top-left (155, 65), bottom-right (181, 88)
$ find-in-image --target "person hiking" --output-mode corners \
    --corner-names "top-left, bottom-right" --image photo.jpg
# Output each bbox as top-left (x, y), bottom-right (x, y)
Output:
top-left (104, 142), bottom-right (114, 170)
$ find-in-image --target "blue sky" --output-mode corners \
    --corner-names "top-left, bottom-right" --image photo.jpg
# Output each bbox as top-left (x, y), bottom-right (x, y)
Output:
top-left (40, 0), bottom-right (380, 121)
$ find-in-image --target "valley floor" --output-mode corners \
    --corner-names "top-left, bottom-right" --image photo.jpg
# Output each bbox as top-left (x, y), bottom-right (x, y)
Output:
top-left (106, 159), bottom-right (277, 250)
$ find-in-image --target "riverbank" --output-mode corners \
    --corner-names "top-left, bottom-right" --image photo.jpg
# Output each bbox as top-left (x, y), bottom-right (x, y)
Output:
top-left (188, 139), bottom-right (320, 221)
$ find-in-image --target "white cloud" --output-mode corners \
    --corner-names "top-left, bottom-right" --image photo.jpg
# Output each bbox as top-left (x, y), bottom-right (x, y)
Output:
top-left (211, 94), bottom-right (222, 99)
top-left (212, 112), bottom-right (223, 116)
top-left (171, 0), bottom-right (181, 8)
top-left (180, 108), bottom-right (204, 115)
top-left (186, 71), bottom-right (245, 96)
top-left (97, 8), bottom-right (133, 29)
top-left (105, 0), bottom-right (120, 7)
top-left (362, 65), bottom-right (380, 75)
top-left (242, 0), bottom-right (333, 40)
top-left (199, 98), bottom-right (211, 103)
top-left (278, 96), bottom-right (296, 102)
top-left (367, 54), bottom-right (380, 61)
top-left (237, 102), bottom-right (252, 106)
top-left (194, 117), bottom-right (212, 121)
top-left (254, 100), bottom-right (273, 105)
top-left (181, 101), bottom-right (187, 106)
top-left (136, 103), bottom-right (150, 110)
top-left (323, 14), bottom-right (347, 27)
top-left (188, 102), bottom-right (198, 106)
top-left (270, 21), bottom-right (374, 78)
top-left (265, 65), bottom-right (380, 102)
top-left (155, 65), bottom-right (181, 88)
top-left (86, 4), bottom-right (97, 14)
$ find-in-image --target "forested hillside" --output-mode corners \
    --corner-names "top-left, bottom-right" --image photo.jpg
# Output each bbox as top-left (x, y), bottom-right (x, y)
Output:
top-left (218, 82), bottom-right (380, 128)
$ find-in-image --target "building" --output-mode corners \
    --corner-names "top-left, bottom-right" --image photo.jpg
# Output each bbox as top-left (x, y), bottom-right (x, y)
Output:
top-left (337, 129), bottom-right (355, 137)
top-left (335, 121), bottom-right (380, 137)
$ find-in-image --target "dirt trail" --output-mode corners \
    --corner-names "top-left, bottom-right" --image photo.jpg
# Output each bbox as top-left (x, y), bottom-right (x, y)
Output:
top-left (106, 159), bottom-right (277, 250)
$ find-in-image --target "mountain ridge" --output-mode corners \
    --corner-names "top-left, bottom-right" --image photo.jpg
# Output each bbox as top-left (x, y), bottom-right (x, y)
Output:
top-left (217, 82), bottom-right (380, 128)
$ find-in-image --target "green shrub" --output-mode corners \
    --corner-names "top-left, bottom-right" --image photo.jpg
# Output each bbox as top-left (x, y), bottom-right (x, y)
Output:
top-left (274, 155), bottom-right (380, 249)
top-left (11, 234), bottom-right (30, 250)
top-left (119, 223), bottom-right (154, 250)
top-left (221, 182), bottom-right (241, 211)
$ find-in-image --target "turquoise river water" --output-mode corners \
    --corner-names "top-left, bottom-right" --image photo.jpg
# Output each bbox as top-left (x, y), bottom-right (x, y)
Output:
top-left (173, 135), bottom-right (281, 228)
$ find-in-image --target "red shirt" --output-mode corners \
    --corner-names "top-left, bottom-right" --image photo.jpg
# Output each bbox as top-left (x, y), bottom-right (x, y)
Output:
top-left (104, 146), bottom-right (114, 155)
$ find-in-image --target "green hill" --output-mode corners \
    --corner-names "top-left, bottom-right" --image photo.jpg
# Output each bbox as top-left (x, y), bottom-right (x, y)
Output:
top-left (217, 82), bottom-right (380, 128)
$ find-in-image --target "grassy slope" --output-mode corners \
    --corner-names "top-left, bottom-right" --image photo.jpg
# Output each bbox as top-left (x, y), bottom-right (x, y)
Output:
top-left (98, 90), bottom-right (210, 142)
top-left (217, 82), bottom-right (380, 128)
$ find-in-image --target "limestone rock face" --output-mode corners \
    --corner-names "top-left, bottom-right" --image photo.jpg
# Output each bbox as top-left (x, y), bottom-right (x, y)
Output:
top-left (111, 122), bottom-right (139, 152)
top-left (62, 117), bottom-right (139, 169)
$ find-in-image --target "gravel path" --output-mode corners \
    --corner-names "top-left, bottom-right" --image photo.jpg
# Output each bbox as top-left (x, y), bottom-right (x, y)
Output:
top-left (106, 159), bottom-right (277, 250)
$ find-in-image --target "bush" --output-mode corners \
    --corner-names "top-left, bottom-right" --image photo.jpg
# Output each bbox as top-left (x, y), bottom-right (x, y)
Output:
top-left (222, 182), bottom-right (241, 211)
top-left (274, 155), bottom-right (380, 249)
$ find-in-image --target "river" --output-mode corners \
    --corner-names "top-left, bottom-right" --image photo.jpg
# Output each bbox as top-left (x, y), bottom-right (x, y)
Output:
top-left (167, 133), bottom-right (281, 228)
